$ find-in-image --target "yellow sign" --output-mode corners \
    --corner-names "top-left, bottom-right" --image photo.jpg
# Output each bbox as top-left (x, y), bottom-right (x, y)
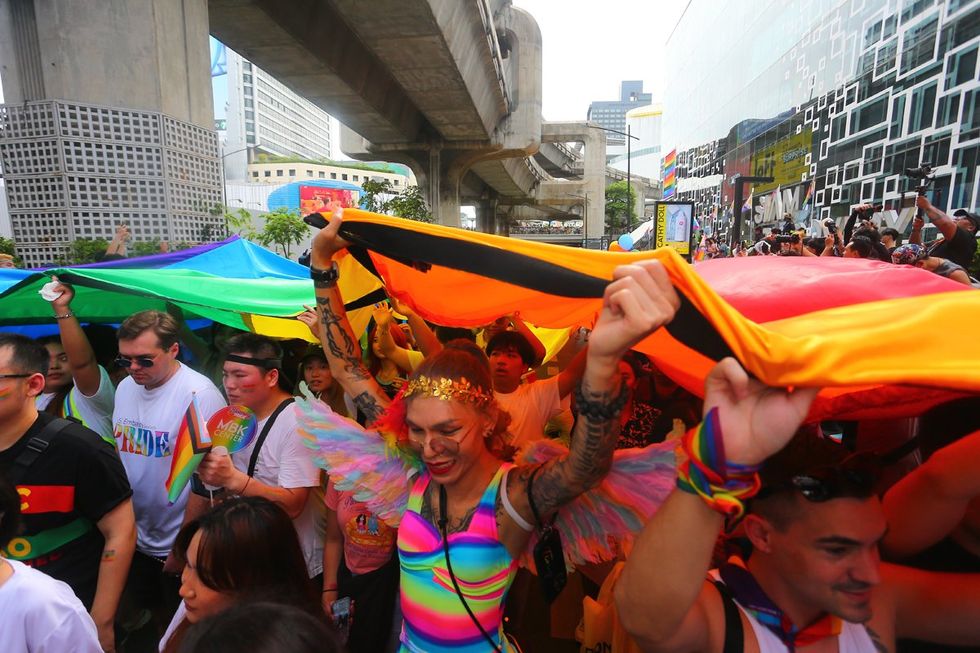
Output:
top-left (751, 129), bottom-right (812, 194)
top-left (654, 202), bottom-right (692, 258)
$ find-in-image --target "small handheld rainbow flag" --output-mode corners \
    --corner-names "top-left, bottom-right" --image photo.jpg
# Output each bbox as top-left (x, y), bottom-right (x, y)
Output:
top-left (165, 394), bottom-right (211, 505)
top-left (801, 180), bottom-right (815, 210)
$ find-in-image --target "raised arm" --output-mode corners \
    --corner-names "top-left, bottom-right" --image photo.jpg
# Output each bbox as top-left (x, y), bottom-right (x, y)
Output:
top-left (917, 195), bottom-right (958, 241)
top-left (882, 429), bottom-right (980, 560)
top-left (47, 279), bottom-right (102, 396)
top-left (104, 224), bottom-right (129, 257)
top-left (390, 296), bottom-right (442, 358)
top-left (614, 358), bottom-right (818, 653)
top-left (504, 261), bottom-right (680, 542)
top-left (309, 207), bottom-right (391, 424)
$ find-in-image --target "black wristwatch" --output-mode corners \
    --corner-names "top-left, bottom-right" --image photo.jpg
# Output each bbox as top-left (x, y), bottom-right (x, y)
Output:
top-left (310, 262), bottom-right (340, 287)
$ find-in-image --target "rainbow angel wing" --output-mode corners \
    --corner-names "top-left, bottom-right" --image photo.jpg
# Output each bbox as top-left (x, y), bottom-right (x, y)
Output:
top-left (295, 399), bottom-right (422, 527)
top-left (518, 439), bottom-right (678, 569)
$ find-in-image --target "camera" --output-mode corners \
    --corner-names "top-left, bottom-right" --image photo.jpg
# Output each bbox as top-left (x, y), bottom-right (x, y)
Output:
top-left (903, 162), bottom-right (936, 197)
top-left (822, 217), bottom-right (838, 235)
top-left (774, 233), bottom-right (800, 244)
top-left (904, 164), bottom-right (933, 179)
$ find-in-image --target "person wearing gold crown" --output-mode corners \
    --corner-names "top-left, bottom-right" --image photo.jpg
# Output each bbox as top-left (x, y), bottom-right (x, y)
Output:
top-left (297, 206), bottom-right (685, 652)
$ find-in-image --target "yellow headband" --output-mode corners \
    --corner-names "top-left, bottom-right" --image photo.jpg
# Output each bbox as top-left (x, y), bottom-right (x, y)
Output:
top-left (403, 375), bottom-right (493, 406)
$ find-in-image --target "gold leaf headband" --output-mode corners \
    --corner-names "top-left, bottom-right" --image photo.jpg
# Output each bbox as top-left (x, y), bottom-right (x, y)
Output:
top-left (403, 375), bottom-right (494, 406)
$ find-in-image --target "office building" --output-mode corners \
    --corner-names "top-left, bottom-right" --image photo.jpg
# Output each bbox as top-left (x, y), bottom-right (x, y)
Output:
top-left (588, 80), bottom-right (653, 146)
top-left (220, 43), bottom-right (336, 182)
top-left (663, 0), bottom-right (980, 241)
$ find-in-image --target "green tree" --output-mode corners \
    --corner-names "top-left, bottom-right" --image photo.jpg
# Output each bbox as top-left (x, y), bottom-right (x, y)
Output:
top-left (360, 179), bottom-right (394, 213)
top-left (255, 208), bottom-right (310, 258)
top-left (971, 239), bottom-right (980, 280)
top-left (58, 238), bottom-right (110, 265)
top-left (388, 185), bottom-right (432, 223)
top-left (131, 240), bottom-right (162, 258)
top-left (0, 236), bottom-right (24, 267)
top-left (605, 180), bottom-right (637, 233)
top-left (224, 207), bottom-right (257, 240)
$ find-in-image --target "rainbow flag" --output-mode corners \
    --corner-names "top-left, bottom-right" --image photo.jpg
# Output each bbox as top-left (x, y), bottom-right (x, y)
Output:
top-left (801, 180), bottom-right (815, 210)
top-left (663, 149), bottom-right (677, 199)
top-left (165, 395), bottom-right (211, 504)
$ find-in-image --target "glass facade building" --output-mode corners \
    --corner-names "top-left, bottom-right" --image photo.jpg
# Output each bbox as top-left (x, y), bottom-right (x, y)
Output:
top-left (588, 81), bottom-right (653, 145)
top-left (662, 0), bottom-right (979, 241)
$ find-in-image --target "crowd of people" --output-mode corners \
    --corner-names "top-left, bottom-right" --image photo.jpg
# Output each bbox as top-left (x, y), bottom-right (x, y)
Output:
top-left (0, 198), bottom-right (978, 653)
top-left (695, 197), bottom-right (980, 287)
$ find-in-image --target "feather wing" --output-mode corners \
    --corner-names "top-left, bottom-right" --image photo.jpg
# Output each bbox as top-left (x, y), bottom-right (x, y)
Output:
top-left (295, 398), bottom-right (421, 527)
top-left (518, 439), bottom-right (678, 569)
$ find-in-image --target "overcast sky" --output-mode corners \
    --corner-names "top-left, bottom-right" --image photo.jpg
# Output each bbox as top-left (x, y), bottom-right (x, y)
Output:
top-left (511, 0), bottom-right (689, 120)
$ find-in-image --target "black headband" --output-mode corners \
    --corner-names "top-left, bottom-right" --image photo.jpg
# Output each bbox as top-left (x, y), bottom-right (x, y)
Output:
top-left (225, 353), bottom-right (282, 369)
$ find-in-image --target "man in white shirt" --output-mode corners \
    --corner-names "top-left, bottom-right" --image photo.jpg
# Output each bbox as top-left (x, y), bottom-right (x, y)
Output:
top-left (486, 331), bottom-right (586, 448)
top-left (194, 333), bottom-right (323, 580)
top-left (111, 310), bottom-right (226, 640)
top-left (0, 469), bottom-right (103, 653)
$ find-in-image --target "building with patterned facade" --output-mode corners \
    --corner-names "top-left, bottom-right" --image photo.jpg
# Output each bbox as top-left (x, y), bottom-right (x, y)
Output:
top-left (662, 0), bottom-right (979, 244)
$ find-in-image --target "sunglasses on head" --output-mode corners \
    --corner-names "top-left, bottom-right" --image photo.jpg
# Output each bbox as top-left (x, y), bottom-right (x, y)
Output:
top-left (765, 452), bottom-right (880, 503)
top-left (114, 355), bottom-right (157, 369)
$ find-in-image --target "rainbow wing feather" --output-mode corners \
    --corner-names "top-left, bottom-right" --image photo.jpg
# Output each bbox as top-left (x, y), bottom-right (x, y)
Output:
top-left (295, 398), bottom-right (421, 527)
top-left (518, 439), bottom-right (678, 569)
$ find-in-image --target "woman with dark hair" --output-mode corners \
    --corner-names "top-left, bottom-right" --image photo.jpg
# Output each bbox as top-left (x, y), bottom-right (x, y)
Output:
top-left (159, 496), bottom-right (320, 653)
top-left (303, 208), bottom-right (681, 651)
top-left (298, 349), bottom-right (351, 418)
top-left (178, 602), bottom-right (343, 653)
top-left (367, 318), bottom-right (411, 399)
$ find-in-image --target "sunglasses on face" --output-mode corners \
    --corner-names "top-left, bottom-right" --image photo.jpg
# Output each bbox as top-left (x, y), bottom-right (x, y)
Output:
top-left (114, 354), bottom-right (158, 369)
top-left (405, 424), bottom-right (478, 456)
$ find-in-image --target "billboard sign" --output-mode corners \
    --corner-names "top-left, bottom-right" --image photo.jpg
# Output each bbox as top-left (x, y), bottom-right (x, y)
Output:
top-left (750, 129), bottom-right (812, 194)
top-left (299, 185), bottom-right (358, 216)
top-left (654, 200), bottom-right (694, 260)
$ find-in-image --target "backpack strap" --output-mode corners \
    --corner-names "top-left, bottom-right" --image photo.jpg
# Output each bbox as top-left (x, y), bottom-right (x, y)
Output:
top-left (8, 417), bottom-right (76, 486)
top-left (247, 398), bottom-right (295, 477)
top-left (713, 580), bottom-right (745, 653)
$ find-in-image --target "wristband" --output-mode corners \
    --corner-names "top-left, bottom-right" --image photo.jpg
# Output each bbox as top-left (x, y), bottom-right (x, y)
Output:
top-left (53, 311), bottom-right (74, 320)
top-left (574, 379), bottom-right (630, 421)
top-left (238, 475), bottom-right (252, 495)
top-left (310, 262), bottom-right (339, 288)
top-left (676, 407), bottom-right (760, 530)
top-left (322, 587), bottom-right (338, 593)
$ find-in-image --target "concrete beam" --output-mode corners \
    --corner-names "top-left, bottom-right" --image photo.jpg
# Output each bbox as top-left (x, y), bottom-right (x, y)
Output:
top-left (209, 0), bottom-right (425, 143)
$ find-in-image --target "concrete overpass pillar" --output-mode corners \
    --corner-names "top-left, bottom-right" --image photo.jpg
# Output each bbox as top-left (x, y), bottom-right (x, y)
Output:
top-left (475, 194), bottom-right (501, 235)
top-left (0, 0), bottom-right (222, 267)
top-left (422, 143), bottom-right (463, 228)
top-left (584, 128), bottom-right (607, 247)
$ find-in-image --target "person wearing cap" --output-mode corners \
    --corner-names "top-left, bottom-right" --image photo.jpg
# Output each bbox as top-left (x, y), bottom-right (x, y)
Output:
top-left (891, 244), bottom-right (972, 286)
top-left (910, 196), bottom-right (979, 269)
top-left (189, 333), bottom-right (323, 581)
top-left (615, 358), bottom-right (980, 653)
top-left (0, 252), bottom-right (16, 268)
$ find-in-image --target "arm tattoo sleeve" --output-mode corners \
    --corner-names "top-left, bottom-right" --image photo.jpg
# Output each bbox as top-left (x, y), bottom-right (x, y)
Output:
top-left (316, 295), bottom-right (371, 382)
top-left (353, 391), bottom-right (385, 426)
top-left (525, 377), bottom-right (621, 517)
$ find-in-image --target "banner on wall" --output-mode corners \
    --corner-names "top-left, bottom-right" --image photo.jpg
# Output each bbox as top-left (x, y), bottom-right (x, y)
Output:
top-left (299, 185), bottom-right (357, 215)
top-left (750, 129), bottom-right (813, 194)
top-left (654, 201), bottom-right (694, 260)
top-left (662, 149), bottom-right (677, 199)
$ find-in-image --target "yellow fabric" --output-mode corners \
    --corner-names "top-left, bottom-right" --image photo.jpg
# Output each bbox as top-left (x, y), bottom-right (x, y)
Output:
top-left (577, 562), bottom-right (643, 653)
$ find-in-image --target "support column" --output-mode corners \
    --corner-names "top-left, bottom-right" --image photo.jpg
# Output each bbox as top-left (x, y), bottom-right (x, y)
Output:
top-left (475, 193), bottom-right (500, 234)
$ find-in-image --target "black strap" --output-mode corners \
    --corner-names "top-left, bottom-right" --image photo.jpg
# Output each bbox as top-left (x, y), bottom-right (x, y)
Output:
top-left (713, 580), bottom-right (745, 653)
top-left (527, 463), bottom-right (556, 530)
top-left (8, 417), bottom-right (76, 486)
top-left (247, 398), bottom-right (295, 477)
top-left (439, 484), bottom-right (503, 653)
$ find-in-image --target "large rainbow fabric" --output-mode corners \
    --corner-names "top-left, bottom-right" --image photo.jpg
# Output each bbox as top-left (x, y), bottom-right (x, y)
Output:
top-left (663, 149), bottom-right (677, 199)
top-left (397, 465), bottom-right (518, 653)
top-left (165, 395), bottom-right (211, 504)
top-left (306, 209), bottom-right (980, 428)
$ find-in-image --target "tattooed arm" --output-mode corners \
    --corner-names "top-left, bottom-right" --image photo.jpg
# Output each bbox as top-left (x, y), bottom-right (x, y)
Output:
top-left (309, 206), bottom-right (390, 425)
top-left (500, 261), bottom-right (681, 553)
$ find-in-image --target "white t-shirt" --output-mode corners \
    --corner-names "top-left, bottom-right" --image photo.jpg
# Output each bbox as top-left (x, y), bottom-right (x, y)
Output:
top-left (0, 559), bottom-right (102, 653)
top-left (113, 363), bottom-right (226, 557)
top-left (494, 375), bottom-right (566, 449)
top-left (231, 402), bottom-right (323, 577)
top-left (159, 601), bottom-right (187, 652)
top-left (36, 365), bottom-right (115, 444)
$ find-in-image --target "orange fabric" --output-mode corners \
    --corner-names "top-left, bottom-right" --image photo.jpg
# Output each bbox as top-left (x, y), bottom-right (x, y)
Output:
top-left (322, 210), bottom-right (980, 420)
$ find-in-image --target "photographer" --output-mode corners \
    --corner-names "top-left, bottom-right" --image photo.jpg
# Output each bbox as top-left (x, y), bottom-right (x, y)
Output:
top-left (909, 196), bottom-right (979, 269)
top-left (881, 227), bottom-right (903, 253)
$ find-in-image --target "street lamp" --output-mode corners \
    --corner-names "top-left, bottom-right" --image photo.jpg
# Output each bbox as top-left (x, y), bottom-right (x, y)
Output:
top-left (589, 124), bottom-right (640, 232)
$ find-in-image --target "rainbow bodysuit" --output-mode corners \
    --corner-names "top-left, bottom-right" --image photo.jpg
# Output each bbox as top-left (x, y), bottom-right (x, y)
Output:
top-left (397, 463), bottom-right (519, 653)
